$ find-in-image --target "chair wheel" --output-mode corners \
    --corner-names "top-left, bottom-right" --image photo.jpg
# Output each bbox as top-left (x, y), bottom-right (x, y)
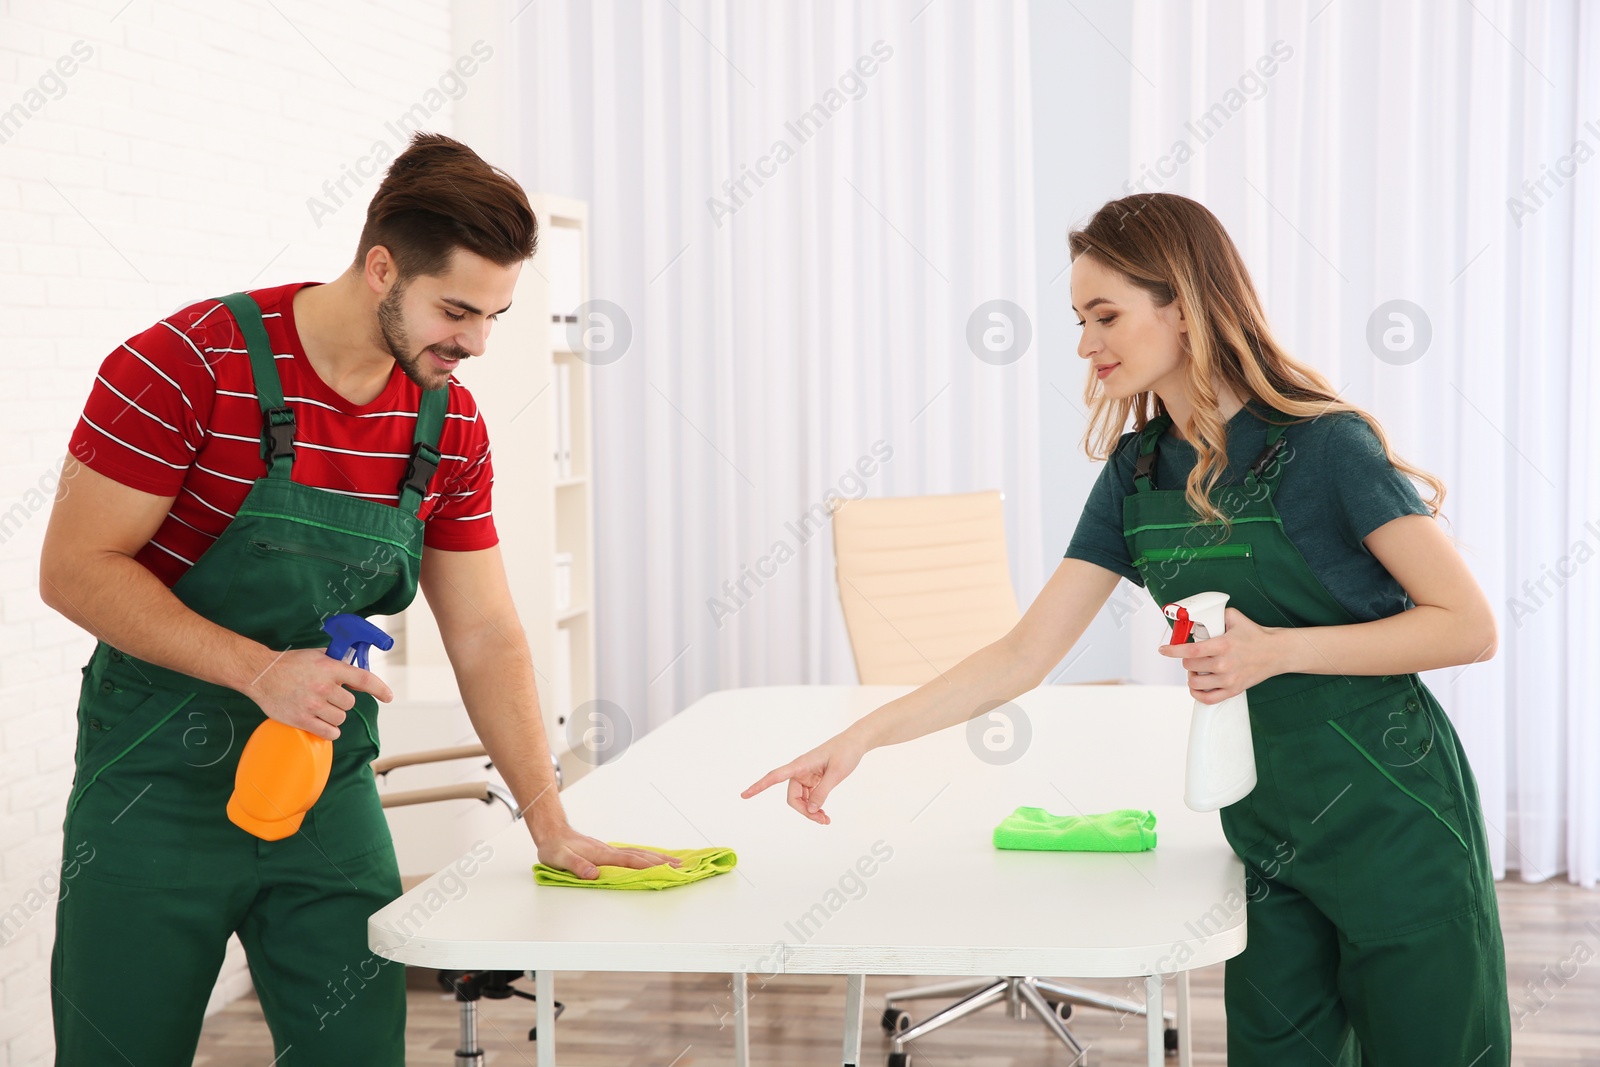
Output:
top-left (881, 1007), bottom-right (911, 1034)
top-left (887, 1053), bottom-right (912, 1067)
top-left (1165, 1026), bottom-right (1179, 1053)
top-left (1046, 999), bottom-right (1072, 1022)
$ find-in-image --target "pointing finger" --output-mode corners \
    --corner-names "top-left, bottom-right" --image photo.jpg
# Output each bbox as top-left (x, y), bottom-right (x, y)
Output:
top-left (741, 764), bottom-right (795, 799)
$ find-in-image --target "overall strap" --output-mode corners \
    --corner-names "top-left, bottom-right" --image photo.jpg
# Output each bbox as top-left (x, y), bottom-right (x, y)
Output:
top-left (217, 291), bottom-right (295, 479)
top-left (1131, 411), bottom-right (1291, 496)
top-left (398, 386), bottom-right (448, 517)
top-left (1242, 419), bottom-right (1291, 496)
top-left (1132, 414), bottom-right (1172, 492)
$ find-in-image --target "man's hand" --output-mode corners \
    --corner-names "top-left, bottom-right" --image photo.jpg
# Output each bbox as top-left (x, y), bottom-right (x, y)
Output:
top-left (535, 828), bottom-right (681, 880)
top-left (418, 546), bottom-right (684, 880)
top-left (239, 647), bottom-right (395, 741)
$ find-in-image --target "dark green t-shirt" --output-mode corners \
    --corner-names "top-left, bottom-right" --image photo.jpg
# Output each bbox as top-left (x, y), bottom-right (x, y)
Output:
top-left (1064, 401), bottom-right (1432, 622)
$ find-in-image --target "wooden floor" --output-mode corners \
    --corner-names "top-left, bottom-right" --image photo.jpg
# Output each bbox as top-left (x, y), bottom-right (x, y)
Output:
top-left (195, 878), bottom-right (1600, 1066)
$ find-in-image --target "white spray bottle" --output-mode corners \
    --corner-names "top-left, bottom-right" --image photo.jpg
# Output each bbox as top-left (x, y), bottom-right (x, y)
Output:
top-left (1163, 591), bottom-right (1257, 812)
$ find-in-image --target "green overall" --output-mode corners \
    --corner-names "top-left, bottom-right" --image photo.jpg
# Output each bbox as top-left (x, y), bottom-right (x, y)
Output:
top-left (1124, 412), bottom-right (1511, 1066)
top-left (52, 292), bottom-right (446, 1065)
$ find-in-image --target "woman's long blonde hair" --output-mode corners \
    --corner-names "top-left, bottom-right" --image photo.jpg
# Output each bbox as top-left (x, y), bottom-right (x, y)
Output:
top-left (1069, 193), bottom-right (1445, 528)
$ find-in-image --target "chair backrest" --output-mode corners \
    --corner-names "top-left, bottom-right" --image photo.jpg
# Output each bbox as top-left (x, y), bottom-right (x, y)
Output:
top-left (831, 490), bottom-right (1021, 684)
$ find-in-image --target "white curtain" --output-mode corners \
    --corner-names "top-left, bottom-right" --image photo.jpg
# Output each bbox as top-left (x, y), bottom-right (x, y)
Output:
top-left (1126, 0), bottom-right (1600, 886)
top-left (516, 2), bottom-right (1043, 735)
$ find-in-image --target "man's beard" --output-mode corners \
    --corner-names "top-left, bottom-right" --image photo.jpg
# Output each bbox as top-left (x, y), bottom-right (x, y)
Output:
top-left (377, 282), bottom-right (467, 392)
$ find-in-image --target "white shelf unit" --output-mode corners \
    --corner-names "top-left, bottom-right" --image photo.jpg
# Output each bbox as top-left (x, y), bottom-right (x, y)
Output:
top-left (397, 193), bottom-right (598, 788)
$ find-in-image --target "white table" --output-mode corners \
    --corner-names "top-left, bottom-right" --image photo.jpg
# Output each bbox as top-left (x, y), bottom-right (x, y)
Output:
top-left (369, 685), bottom-right (1247, 1066)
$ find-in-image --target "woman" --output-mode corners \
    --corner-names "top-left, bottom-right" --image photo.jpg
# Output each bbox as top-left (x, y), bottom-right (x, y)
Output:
top-left (743, 193), bottom-right (1511, 1065)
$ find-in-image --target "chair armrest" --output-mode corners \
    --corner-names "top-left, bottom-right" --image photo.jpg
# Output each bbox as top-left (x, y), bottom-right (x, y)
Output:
top-left (379, 782), bottom-right (491, 807)
top-left (378, 780), bottom-right (521, 819)
top-left (371, 743), bottom-right (489, 776)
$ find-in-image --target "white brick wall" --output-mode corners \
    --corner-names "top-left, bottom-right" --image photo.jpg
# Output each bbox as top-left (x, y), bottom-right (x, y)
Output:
top-left (0, 1), bottom-right (473, 1061)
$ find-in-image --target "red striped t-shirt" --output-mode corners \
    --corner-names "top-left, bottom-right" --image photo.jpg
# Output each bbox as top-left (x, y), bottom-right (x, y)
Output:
top-left (68, 281), bottom-right (498, 588)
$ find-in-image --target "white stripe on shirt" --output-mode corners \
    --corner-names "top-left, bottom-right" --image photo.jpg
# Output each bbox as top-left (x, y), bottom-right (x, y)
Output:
top-left (81, 415), bottom-right (190, 470)
top-left (182, 487), bottom-right (236, 519)
top-left (294, 441), bottom-right (414, 461)
top-left (160, 320), bottom-right (217, 382)
top-left (165, 510), bottom-right (216, 538)
top-left (278, 394), bottom-right (343, 414)
top-left (193, 462), bottom-right (255, 486)
top-left (95, 376), bottom-right (194, 447)
top-left (315, 486), bottom-right (401, 502)
top-left (125, 344), bottom-right (196, 414)
top-left (146, 539), bottom-right (196, 566)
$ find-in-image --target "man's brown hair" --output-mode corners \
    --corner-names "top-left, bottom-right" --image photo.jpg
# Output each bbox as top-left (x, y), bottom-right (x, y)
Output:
top-left (355, 132), bottom-right (537, 279)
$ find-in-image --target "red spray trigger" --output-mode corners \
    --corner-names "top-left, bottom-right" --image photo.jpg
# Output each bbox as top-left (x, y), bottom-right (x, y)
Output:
top-left (1168, 605), bottom-right (1193, 645)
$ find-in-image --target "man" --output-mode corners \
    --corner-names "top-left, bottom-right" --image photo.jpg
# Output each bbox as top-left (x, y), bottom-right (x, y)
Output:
top-left (39, 131), bottom-right (672, 1064)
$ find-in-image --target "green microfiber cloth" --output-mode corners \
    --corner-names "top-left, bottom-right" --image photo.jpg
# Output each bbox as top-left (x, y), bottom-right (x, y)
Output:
top-left (993, 807), bottom-right (1157, 852)
top-left (532, 843), bottom-right (737, 890)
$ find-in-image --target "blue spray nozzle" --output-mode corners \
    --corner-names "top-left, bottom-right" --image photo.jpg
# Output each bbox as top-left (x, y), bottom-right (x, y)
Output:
top-left (321, 614), bottom-right (394, 671)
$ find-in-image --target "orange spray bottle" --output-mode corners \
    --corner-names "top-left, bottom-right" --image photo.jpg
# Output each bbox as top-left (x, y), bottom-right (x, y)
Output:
top-left (227, 614), bottom-right (394, 840)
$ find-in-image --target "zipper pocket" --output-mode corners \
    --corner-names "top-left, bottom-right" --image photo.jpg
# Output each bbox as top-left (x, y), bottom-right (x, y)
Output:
top-left (1131, 544), bottom-right (1253, 569)
top-left (248, 539), bottom-right (403, 575)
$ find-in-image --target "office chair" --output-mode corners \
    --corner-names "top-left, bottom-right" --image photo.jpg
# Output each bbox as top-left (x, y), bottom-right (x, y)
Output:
top-left (831, 491), bottom-right (1176, 1065)
top-left (374, 745), bottom-right (564, 1067)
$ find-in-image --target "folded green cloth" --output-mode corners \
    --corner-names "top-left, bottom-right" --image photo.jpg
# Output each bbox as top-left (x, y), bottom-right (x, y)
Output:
top-left (993, 807), bottom-right (1157, 852)
top-left (532, 843), bottom-right (737, 889)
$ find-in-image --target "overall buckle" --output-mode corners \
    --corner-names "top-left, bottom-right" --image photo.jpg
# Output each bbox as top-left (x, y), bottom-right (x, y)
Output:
top-left (262, 407), bottom-right (296, 465)
top-left (401, 443), bottom-right (441, 501)
top-left (1249, 437), bottom-right (1287, 481)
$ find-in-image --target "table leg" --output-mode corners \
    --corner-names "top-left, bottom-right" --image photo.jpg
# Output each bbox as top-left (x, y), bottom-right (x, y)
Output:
top-left (1145, 973), bottom-right (1163, 1067)
top-left (536, 969), bottom-right (557, 1067)
top-left (733, 971), bottom-right (750, 1067)
top-left (841, 974), bottom-right (865, 1067)
top-left (1176, 970), bottom-right (1192, 1067)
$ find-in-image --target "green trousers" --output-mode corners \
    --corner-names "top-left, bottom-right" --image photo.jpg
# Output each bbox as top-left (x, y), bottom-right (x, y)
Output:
top-left (1220, 675), bottom-right (1511, 1065)
top-left (51, 645), bottom-right (405, 1065)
